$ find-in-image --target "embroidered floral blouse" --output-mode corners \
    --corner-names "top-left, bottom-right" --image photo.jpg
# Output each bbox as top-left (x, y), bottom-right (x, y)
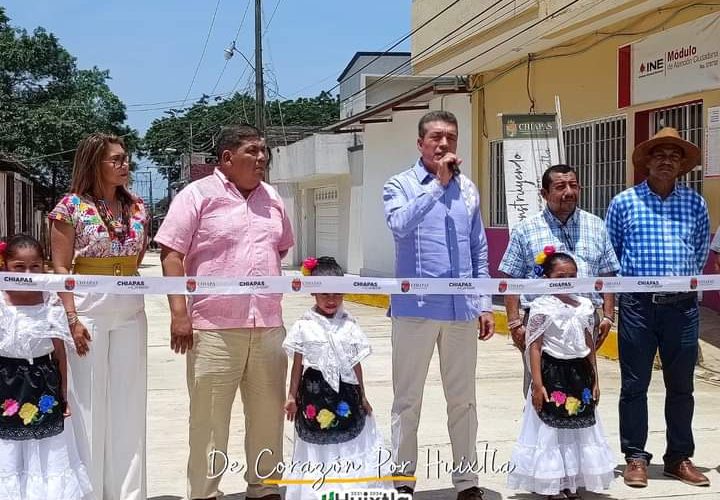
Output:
top-left (282, 307), bottom-right (372, 393)
top-left (48, 194), bottom-right (147, 258)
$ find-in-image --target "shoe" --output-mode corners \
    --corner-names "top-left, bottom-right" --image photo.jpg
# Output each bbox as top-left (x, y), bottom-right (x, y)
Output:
top-left (457, 486), bottom-right (484, 499)
top-left (396, 485), bottom-right (414, 498)
top-left (623, 458), bottom-right (648, 488)
top-left (663, 459), bottom-right (710, 486)
top-left (246, 495), bottom-right (281, 500)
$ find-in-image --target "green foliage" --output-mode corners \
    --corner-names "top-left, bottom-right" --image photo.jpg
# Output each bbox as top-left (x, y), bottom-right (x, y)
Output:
top-left (142, 90), bottom-right (340, 170)
top-left (0, 7), bottom-right (138, 201)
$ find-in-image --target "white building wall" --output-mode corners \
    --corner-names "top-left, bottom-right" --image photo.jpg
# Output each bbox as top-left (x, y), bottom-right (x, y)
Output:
top-left (274, 182), bottom-right (300, 266)
top-left (346, 147), bottom-right (364, 274)
top-left (360, 93), bottom-right (472, 277)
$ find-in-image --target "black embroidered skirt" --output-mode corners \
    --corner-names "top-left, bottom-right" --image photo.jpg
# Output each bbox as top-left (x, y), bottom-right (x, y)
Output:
top-left (0, 354), bottom-right (65, 441)
top-left (538, 352), bottom-right (596, 429)
top-left (295, 368), bottom-right (366, 445)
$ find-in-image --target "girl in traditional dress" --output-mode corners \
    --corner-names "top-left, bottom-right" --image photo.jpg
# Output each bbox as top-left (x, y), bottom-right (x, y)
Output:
top-left (508, 249), bottom-right (616, 500)
top-left (283, 256), bottom-right (390, 500)
top-left (0, 234), bottom-right (92, 499)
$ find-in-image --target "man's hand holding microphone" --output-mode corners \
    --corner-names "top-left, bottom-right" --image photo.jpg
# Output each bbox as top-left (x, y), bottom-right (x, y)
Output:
top-left (435, 152), bottom-right (462, 187)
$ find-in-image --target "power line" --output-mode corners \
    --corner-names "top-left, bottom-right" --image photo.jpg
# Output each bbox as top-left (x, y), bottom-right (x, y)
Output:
top-left (211, 0), bottom-right (253, 95)
top-left (325, 0), bottom-right (584, 132)
top-left (290, 0), bottom-right (464, 100)
top-left (340, 0), bottom-right (521, 106)
top-left (264, 0), bottom-right (284, 33)
top-left (180, 0), bottom-right (223, 107)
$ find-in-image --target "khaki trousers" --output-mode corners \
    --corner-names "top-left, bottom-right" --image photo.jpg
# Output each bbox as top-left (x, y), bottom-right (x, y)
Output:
top-left (391, 317), bottom-right (479, 492)
top-left (186, 327), bottom-right (287, 499)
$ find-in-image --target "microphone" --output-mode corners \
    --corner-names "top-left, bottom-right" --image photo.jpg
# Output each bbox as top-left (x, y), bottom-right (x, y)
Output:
top-left (448, 159), bottom-right (461, 176)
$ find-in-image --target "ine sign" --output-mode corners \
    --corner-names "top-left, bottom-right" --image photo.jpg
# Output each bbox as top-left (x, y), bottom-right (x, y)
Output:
top-left (618, 12), bottom-right (720, 107)
top-left (501, 114), bottom-right (560, 230)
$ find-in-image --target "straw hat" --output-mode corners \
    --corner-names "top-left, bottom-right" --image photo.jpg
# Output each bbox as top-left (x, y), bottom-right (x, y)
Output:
top-left (632, 127), bottom-right (701, 176)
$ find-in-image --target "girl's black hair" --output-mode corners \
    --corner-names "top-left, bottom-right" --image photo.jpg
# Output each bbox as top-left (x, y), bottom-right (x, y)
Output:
top-left (2, 234), bottom-right (44, 261)
top-left (542, 251), bottom-right (577, 277)
top-left (310, 256), bottom-right (343, 277)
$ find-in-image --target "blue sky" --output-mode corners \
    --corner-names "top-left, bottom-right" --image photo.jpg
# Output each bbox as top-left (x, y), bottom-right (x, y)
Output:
top-left (3, 1), bottom-right (411, 199)
top-left (3, 0), bottom-right (411, 132)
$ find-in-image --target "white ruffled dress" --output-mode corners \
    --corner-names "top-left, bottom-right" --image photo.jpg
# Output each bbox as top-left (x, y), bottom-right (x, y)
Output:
top-left (282, 307), bottom-right (391, 500)
top-left (507, 295), bottom-right (616, 495)
top-left (0, 292), bottom-right (93, 500)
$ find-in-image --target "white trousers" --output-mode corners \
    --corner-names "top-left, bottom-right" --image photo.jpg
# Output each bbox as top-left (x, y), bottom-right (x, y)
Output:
top-left (391, 317), bottom-right (479, 493)
top-left (70, 293), bottom-right (148, 500)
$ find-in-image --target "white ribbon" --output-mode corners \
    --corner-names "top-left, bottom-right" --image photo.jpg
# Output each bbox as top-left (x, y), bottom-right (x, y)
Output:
top-left (1, 273), bottom-right (718, 295)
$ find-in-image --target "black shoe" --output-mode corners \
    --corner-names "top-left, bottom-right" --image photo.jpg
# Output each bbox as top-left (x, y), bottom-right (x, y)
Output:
top-left (457, 486), bottom-right (484, 500)
top-left (396, 485), bottom-right (414, 498)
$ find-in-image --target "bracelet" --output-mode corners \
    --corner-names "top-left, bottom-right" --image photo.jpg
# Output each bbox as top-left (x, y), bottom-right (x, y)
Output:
top-left (66, 312), bottom-right (79, 326)
top-left (507, 319), bottom-right (523, 330)
top-left (601, 315), bottom-right (615, 325)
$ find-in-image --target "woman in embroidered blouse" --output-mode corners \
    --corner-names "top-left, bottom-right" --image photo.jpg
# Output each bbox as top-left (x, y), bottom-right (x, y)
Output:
top-left (508, 250), bottom-right (615, 500)
top-left (48, 133), bottom-right (148, 500)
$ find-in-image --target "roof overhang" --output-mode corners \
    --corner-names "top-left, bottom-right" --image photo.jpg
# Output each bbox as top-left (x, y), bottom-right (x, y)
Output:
top-left (411, 0), bottom-right (673, 77)
top-left (323, 78), bottom-right (468, 133)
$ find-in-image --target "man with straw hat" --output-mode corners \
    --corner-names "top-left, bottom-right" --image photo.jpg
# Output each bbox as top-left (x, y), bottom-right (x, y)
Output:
top-left (606, 127), bottom-right (710, 489)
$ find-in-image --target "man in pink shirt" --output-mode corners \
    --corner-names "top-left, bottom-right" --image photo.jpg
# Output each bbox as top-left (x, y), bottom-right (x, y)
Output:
top-left (155, 124), bottom-right (294, 500)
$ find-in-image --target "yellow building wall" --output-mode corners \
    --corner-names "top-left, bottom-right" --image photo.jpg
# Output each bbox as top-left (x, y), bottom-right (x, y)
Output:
top-left (471, 3), bottom-right (720, 228)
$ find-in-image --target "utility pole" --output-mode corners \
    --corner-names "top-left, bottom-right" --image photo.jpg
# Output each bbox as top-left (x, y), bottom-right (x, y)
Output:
top-left (254, 0), bottom-right (265, 135)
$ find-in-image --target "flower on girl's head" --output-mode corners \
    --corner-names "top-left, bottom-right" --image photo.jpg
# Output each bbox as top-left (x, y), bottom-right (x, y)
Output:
top-left (533, 245), bottom-right (556, 276)
top-left (301, 257), bottom-right (318, 276)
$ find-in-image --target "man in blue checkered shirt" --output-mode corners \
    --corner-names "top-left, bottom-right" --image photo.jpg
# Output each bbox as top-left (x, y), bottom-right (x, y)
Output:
top-left (606, 127), bottom-right (710, 489)
top-left (499, 164), bottom-right (620, 396)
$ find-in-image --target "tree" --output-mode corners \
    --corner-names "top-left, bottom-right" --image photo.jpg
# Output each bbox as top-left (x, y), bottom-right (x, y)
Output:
top-left (0, 7), bottom-right (138, 203)
top-left (142, 91), bottom-right (340, 174)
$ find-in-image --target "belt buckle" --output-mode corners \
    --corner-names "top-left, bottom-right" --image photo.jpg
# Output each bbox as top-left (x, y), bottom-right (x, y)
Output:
top-left (113, 263), bottom-right (122, 276)
top-left (651, 293), bottom-right (666, 304)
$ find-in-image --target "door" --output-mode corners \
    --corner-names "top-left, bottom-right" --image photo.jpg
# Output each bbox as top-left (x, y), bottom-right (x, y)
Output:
top-left (314, 186), bottom-right (339, 259)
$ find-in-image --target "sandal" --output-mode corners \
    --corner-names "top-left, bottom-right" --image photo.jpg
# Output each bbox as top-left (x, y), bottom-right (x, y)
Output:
top-left (546, 495), bottom-right (566, 500)
top-left (563, 489), bottom-right (582, 499)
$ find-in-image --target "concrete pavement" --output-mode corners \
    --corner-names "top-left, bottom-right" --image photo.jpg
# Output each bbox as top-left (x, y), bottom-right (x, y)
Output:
top-left (141, 253), bottom-right (720, 499)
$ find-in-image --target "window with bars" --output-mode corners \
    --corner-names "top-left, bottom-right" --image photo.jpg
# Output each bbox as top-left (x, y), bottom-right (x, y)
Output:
top-left (488, 115), bottom-right (627, 226)
top-left (564, 116), bottom-right (627, 218)
top-left (650, 101), bottom-right (703, 194)
top-left (489, 140), bottom-right (507, 227)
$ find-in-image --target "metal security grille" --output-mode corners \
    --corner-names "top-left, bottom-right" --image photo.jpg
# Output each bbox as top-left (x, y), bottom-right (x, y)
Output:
top-left (650, 102), bottom-right (703, 194)
top-left (564, 116), bottom-right (627, 218)
top-left (489, 140), bottom-right (507, 227)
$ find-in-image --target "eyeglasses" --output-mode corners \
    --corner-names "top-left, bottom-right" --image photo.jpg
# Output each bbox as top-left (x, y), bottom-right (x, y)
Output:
top-left (103, 155), bottom-right (130, 168)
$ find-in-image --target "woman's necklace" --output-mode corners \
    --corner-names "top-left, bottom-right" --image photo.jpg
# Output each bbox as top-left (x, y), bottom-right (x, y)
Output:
top-left (95, 197), bottom-right (128, 239)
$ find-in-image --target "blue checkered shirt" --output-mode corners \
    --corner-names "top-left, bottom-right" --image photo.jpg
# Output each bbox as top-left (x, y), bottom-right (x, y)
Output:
top-left (498, 207), bottom-right (620, 308)
top-left (605, 181), bottom-right (710, 277)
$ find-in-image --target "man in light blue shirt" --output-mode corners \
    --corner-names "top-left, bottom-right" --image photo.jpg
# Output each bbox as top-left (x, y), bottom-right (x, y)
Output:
top-left (383, 110), bottom-right (493, 500)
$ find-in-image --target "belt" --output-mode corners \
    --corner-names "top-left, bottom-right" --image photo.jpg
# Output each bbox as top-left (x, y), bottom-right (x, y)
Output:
top-left (650, 292), bottom-right (697, 305)
top-left (73, 256), bottom-right (138, 276)
top-left (0, 353), bottom-right (53, 365)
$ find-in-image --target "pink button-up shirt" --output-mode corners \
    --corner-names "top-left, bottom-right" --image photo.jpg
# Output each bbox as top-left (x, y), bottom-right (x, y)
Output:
top-left (155, 169), bottom-right (294, 329)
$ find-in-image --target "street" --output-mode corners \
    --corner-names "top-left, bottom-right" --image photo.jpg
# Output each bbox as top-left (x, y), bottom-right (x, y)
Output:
top-left (141, 253), bottom-right (720, 499)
